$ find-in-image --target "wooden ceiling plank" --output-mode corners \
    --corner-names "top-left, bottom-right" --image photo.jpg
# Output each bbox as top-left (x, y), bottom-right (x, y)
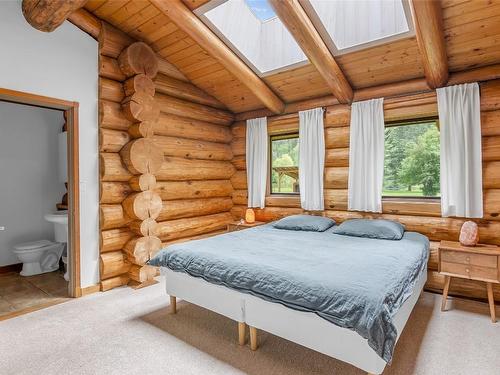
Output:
top-left (157, 39), bottom-right (196, 57)
top-left (410, 0), bottom-right (449, 88)
top-left (443, 1), bottom-right (497, 22)
top-left (185, 61), bottom-right (224, 79)
top-left (153, 29), bottom-right (191, 50)
top-left (181, 0), bottom-right (212, 11)
top-left (120, 5), bottom-right (160, 33)
top-left (150, 0), bottom-right (285, 114)
top-left (94, 0), bottom-right (128, 19)
top-left (445, 16), bottom-right (500, 45)
top-left (168, 45), bottom-right (205, 64)
top-left (133, 15), bottom-right (175, 42)
top-left (107, 3), bottom-right (149, 27)
top-left (269, 0), bottom-right (353, 104)
top-left (84, 0), bottom-right (107, 12)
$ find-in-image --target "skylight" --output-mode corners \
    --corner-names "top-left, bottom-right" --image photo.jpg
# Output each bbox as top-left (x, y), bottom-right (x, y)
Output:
top-left (245, 0), bottom-right (276, 21)
top-left (303, 0), bottom-right (414, 53)
top-left (197, 0), bottom-right (414, 76)
top-left (198, 0), bottom-right (308, 75)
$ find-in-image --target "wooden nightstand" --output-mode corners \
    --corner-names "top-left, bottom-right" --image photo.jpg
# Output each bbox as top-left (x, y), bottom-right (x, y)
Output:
top-left (438, 240), bottom-right (499, 322)
top-left (227, 221), bottom-right (265, 232)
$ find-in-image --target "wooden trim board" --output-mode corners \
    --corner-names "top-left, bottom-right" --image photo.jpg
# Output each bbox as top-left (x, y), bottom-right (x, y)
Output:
top-left (0, 87), bottom-right (81, 298)
top-left (79, 284), bottom-right (101, 296)
top-left (0, 263), bottom-right (22, 274)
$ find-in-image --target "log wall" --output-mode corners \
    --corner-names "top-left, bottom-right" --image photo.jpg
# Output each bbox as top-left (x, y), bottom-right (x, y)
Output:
top-left (230, 80), bottom-right (500, 303)
top-left (98, 20), bottom-right (234, 291)
top-left (151, 93), bottom-right (235, 245)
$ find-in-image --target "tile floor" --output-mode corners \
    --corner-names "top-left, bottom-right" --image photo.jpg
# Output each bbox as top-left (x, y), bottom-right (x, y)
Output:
top-left (0, 269), bottom-right (69, 317)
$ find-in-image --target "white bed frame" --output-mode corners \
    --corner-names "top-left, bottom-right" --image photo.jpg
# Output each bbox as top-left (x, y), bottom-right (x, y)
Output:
top-left (161, 267), bottom-right (427, 375)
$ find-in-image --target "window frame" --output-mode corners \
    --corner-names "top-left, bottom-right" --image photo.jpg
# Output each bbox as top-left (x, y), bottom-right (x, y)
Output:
top-left (269, 132), bottom-right (300, 196)
top-left (382, 116), bottom-right (441, 201)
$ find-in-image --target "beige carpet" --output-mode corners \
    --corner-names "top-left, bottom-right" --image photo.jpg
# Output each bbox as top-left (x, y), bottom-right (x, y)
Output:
top-left (0, 278), bottom-right (499, 375)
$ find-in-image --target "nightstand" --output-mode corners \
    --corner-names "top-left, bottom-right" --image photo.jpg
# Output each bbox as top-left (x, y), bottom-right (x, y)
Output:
top-left (438, 240), bottom-right (499, 322)
top-left (227, 221), bottom-right (266, 232)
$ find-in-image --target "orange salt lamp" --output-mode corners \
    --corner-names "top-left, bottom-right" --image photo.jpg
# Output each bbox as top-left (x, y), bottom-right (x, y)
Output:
top-left (245, 208), bottom-right (255, 224)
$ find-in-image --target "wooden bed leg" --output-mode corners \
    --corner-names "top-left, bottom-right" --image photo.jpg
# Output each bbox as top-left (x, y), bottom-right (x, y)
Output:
top-left (249, 326), bottom-right (258, 351)
top-left (170, 295), bottom-right (177, 314)
top-left (238, 322), bottom-right (246, 345)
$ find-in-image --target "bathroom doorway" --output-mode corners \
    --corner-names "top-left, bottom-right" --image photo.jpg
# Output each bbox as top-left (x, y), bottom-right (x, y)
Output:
top-left (0, 88), bottom-right (81, 318)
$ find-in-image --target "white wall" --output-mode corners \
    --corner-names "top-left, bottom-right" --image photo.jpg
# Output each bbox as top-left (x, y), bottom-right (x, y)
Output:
top-left (0, 0), bottom-right (99, 287)
top-left (0, 102), bottom-right (66, 266)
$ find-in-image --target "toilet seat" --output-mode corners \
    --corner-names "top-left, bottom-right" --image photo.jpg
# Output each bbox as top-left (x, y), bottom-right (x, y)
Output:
top-left (14, 240), bottom-right (55, 251)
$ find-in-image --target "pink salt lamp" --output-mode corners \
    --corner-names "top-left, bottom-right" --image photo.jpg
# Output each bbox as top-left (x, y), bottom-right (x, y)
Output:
top-left (459, 221), bottom-right (479, 246)
top-left (245, 208), bottom-right (255, 224)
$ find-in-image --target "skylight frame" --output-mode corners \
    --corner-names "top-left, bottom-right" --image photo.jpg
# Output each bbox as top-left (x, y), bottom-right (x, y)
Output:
top-left (299, 0), bottom-right (415, 56)
top-left (195, 0), bottom-right (310, 77)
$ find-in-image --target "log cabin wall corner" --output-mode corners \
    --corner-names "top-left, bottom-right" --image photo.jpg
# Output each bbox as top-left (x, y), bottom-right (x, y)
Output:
top-left (230, 79), bottom-right (500, 303)
top-left (97, 19), bottom-right (235, 291)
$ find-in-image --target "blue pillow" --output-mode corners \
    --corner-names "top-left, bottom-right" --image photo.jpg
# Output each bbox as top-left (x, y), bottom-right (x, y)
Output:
top-left (332, 219), bottom-right (405, 240)
top-left (273, 214), bottom-right (335, 232)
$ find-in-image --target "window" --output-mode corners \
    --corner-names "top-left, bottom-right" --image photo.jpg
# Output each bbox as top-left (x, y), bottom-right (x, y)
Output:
top-left (270, 134), bottom-right (299, 194)
top-left (197, 0), bottom-right (307, 75)
top-left (383, 120), bottom-right (440, 198)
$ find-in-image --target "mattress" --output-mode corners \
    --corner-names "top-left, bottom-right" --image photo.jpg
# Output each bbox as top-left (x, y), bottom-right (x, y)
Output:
top-left (149, 223), bottom-right (429, 362)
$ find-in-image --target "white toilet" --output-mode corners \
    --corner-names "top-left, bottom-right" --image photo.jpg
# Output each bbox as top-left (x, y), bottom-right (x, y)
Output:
top-left (12, 211), bottom-right (68, 277)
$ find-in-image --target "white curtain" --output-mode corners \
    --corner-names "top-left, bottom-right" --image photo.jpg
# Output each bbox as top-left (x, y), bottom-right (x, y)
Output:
top-left (299, 107), bottom-right (325, 210)
top-left (437, 83), bottom-right (483, 218)
top-left (246, 117), bottom-right (268, 208)
top-left (348, 98), bottom-right (385, 212)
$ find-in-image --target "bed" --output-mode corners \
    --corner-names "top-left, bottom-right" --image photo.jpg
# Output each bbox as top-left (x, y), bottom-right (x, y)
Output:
top-left (150, 222), bottom-right (429, 375)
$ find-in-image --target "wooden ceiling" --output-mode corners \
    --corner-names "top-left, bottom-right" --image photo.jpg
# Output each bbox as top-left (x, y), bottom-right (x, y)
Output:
top-left (84, 0), bottom-right (500, 114)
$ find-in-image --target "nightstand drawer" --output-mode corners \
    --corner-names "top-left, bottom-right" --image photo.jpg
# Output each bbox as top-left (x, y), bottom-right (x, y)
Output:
top-left (441, 250), bottom-right (497, 268)
top-left (441, 261), bottom-right (498, 282)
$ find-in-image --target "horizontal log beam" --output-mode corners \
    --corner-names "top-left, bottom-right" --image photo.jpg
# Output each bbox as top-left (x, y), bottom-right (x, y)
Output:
top-left (155, 212), bottom-right (232, 241)
top-left (154, 73), bottom-right (226, 109)
top-left (156, 180), bottom-right (233, 201)
top-left (100, 181), bottom-right (133, 204)
top-left (99, 100), bottom-right (132, 131)
top-left (99, 128), bottom-right (129, 152)
top-left (155, 93), bottom-right (233, 125)
top-left (100, 153), bottom-right (132, 182)
top-left (158, 197), bottom-right (233, 221)
top-left (100, 228), bottom-right (133, 253)
top-left (230, 170), bottom-right (247, 190)
top-left (100, 251), bottom-right (130, 280)
top-left (100, 274), bottom-right (130, 291)
top-left (153, 135), bottom-right (233, 161)
top-left (67, 8), bottom-right (101, 39)
top-left (154, 113), bottom-right (232, 144)
top-left (157, 157), bottom-right (235, 181)
top-left (22, 0), bottom-right (87, 32)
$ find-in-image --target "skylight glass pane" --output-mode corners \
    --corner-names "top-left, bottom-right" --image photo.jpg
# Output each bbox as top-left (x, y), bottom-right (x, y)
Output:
top-left (202, 0), bottom-right (307, 74)
top-left (308, 0), bottom-right (410, 51)
top-left (245, 0), bottom-right (276, 21)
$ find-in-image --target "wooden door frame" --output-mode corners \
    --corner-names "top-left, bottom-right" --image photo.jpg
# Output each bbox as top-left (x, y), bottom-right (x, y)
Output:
top-left (0, 88), bottom-right (81, 297)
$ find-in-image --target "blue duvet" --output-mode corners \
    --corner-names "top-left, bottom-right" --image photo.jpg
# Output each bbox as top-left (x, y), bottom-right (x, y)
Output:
top-left (149, 224), bottom-right (429, 362)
